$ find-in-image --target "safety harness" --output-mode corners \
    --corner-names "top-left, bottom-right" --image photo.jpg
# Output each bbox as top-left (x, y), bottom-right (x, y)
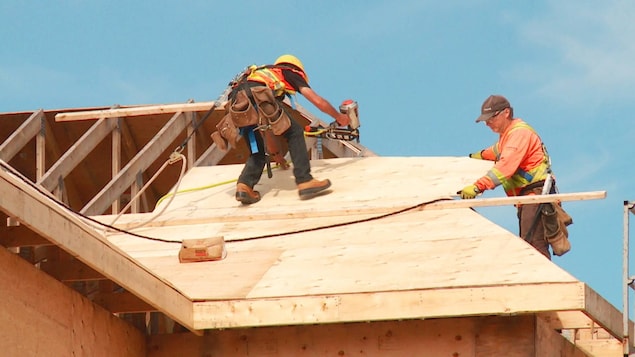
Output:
top-left (228, 64), bottom-right (305, 178)
top-left (231, 64), bottom-right (307, 97)
top-left (486, 121), bottom-right (552, 196)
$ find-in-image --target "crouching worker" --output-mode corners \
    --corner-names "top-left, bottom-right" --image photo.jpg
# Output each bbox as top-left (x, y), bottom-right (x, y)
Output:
top-left (457, 94), bottom-right (572, 260)
top-left (217, 54), bottom-right (350, 205)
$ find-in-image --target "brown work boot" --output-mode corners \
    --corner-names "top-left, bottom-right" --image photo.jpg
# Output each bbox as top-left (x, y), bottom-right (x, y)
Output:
top-left (297, 179), bottom-right (332, 200)
top-left (236, 183), bottom-right (261, 204)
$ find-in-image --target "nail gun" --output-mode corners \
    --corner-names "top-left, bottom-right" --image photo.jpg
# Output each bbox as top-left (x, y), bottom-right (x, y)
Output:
top-left (304, 99), bottom-right (361, 142)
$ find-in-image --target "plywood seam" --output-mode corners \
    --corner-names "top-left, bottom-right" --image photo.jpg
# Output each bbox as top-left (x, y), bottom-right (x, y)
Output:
top-left (229, 282), bottom-right (585, 301)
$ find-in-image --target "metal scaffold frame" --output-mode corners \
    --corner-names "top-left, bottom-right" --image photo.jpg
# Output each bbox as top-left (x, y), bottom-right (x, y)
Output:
top-left (623, 200), bottom-right (635, 356)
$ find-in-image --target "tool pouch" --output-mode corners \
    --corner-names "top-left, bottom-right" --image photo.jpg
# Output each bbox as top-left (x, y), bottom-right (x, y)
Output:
top-left (251, 86), bottom-right (292, 135)
top-left (541, 202), bottom-right (573, 256)
top-left (229, 89), bottom-right (259, 128)
top-left (213, 112), bottom-right (240, 150)
top-left (210, 131), bottom-right (228, 151)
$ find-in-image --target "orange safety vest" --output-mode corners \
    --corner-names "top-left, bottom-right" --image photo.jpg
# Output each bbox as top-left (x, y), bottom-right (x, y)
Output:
top-left (476, 119), bottom-right (552, 196)
top-left (246, 66), bottom-right (308, 98)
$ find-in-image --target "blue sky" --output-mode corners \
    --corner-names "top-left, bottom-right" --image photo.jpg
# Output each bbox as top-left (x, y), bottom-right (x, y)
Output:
top-left (2, 1), bottom-right (634, 316)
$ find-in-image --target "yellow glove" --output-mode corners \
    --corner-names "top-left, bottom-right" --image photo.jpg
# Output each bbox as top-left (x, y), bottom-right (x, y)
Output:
top-left (458, 184), bottom-right (481, 199)
top-left (469, 150), bottom-right (484, 160)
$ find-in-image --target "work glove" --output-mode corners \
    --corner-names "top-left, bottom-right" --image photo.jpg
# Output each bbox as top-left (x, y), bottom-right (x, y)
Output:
top-left (469, 150), bottom-right (484, 160)
top-left (457, 184), bottom-right (481, 199)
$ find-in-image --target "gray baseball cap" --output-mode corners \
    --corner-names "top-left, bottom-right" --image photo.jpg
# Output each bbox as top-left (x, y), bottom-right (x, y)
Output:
top-left (475, 95), bottom-right (510, 123)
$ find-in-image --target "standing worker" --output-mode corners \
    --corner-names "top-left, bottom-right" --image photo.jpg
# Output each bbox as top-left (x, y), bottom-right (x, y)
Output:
top-left (457, 94), bottom-right (564, 259)
top-left (224, 54), bottom-right (350, 205)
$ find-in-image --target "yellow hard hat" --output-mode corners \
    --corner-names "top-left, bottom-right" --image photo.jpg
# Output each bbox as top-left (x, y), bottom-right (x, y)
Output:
top-left (275, 54), bottom-right (306, 73)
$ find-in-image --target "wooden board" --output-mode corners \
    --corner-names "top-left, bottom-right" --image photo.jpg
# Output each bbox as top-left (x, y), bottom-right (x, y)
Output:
top-left (54, 101), bottom-right (224, 121)
top-left (88, 156), bottom-right (615, 334)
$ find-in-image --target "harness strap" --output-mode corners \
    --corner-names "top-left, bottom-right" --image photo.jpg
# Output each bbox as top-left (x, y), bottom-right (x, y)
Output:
top-left (240, 126), bottom-right (258, 153)
top-left (519, 180), bottom-right (546, 196)
top-left (236, 83), bottom-right (274, 178)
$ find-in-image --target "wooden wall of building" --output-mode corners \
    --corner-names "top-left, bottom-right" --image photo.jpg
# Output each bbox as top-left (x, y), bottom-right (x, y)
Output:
top-left (148, 315), bottom-right (588, 357)
top-left (0, 246), bottom-right (145, 357)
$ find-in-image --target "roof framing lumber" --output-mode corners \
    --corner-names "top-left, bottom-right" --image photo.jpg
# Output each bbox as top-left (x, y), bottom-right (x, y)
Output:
top-left (185, 110), bottom-right (197, 169)
top-left (54, 101), bottom-right (224, 122)
top-left (0, 109), bottom-right (45, 162)
top-left (92, 291), bottom-right (156, 313)
top-left (539, 310), bottom-right (635, 347)
top-left (0, 225), bottom-right (51, 247)
top-left (540, 311), bottom-right (600, 330)
top-left (55, 99), bottom-right (375, 160)
top-left (36, 118), bottom-right (46, 180)
top-left (194, 143), bottom-right (227, 167)
top-left (41, 258), bottom-right (107, 282)
top-left (583, 285), bottom-right (629, 343)
top-left (111, 117), bottom-right (122, 213)
top-left (80, 112), bottom-right (187, 215)
top-left (0, 162), bottom-right (195, 331)
top-left (38, 118), bottom-right (118, 191)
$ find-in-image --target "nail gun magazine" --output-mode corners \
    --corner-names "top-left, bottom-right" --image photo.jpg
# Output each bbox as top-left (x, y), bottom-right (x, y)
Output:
top-left (304, 99), bottom-right (361, 142)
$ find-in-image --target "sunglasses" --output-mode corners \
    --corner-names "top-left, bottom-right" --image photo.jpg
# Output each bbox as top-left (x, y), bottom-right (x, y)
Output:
top-left (485, 109), bottom-right (504, 122)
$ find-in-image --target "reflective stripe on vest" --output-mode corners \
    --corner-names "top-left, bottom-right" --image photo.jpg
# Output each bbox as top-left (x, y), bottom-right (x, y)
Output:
top-left (247, 66), bottom-right (307, 97)
top-left (486, 121), bottom-right (552, 196)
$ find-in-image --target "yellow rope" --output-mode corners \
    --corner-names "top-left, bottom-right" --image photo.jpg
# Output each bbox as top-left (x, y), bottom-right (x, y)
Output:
top-left (153, 159), bottom-right (289, 209)
top-left (154, 178), bottom-right (237, 208)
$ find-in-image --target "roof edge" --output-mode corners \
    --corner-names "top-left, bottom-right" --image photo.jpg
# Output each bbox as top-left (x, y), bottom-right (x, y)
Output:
top-left (192, 282), bottom-right (586, 330)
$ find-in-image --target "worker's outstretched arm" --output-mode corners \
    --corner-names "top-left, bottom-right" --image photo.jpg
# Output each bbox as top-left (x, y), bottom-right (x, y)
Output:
top-left (299, 87), bottom-right (350, 126)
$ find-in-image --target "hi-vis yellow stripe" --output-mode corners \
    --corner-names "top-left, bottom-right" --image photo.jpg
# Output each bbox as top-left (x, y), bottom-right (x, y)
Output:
top-left (247, 68), bottom-right (295, 96)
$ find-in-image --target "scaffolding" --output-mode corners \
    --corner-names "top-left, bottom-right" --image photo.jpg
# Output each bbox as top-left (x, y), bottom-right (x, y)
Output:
top-left (624, 200), bottom-right (635, 356)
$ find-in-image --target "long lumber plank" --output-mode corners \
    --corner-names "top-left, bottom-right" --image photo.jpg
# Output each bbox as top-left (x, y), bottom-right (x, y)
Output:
top-left (101, 190), bottom-right (606, 230)
top-left (421, 190), bottom-right (607, 210)
top-left (55, 101), bottom-right (223, 122)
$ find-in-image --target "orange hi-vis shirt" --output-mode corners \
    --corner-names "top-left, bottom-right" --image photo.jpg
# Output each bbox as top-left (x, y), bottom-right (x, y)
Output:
top-left (475, 119), bottom-right (551, 196)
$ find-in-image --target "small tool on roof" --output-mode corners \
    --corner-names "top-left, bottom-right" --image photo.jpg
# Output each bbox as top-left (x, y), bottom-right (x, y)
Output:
top-left (179, 236), bottom-right (226, 263)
